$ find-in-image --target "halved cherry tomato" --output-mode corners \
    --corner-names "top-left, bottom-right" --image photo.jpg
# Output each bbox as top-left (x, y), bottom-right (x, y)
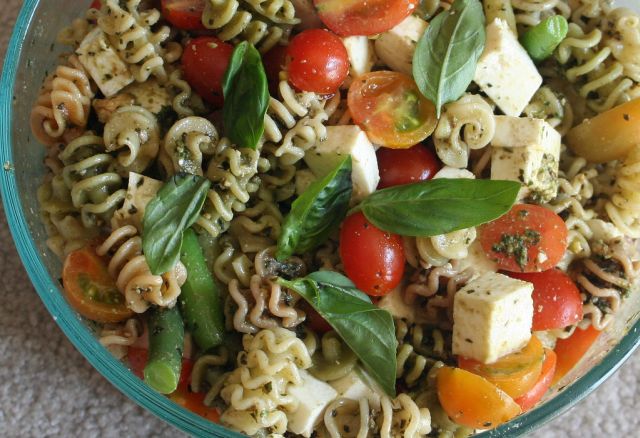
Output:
top-left (314, 0), bottom-right (419, 36)
top-left (62, 246), bottom-right (134, 323)
top-left (182, 37), bottom-right (234, 107)
top-left (553, 325), bottom-right (601, 384)
top-left (437, 367), bottom-right (521, 430)
top-left (339, 211), bottom-right (405, 296)
top-left (515, 349), bottom-right (557, 412)
top-left (262, 44), bottom-right (288, 95)
top-left (377, 143), bottom-right (440, 189)
top-left (458, 336), bottom-right (544, 399)
top-left (479, 204), bottom-right (568, 272)
top-left (161, 0), bottom-right (206, 30)
top-left (287, 29), bottom-right (349, 94)
top-left (302, 302), bottom-right (333, 334)
top-left (90, 0), bottom-right (101, 8)
top-left (508, 270), bottom-right (583, 330)
top-left (348, 71), bottom-right (437, 148)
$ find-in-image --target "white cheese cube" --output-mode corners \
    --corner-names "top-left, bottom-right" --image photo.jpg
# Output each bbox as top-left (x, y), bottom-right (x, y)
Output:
top-left (452, 272), bottom-right (534, 364)
top-left (304, 125), bottom-right (380, 202)
top-left (342, 36), bottom-right (375, 78)
top-left (122, 79), bottom-right (173, 114)
top-left (375, 15), bottom-right (428, 75)
top-left (111, 172), bottom-right (162, 231)
top-left (434, 166), bottom-right (476, 180)
top-left (76, 28), bottom-right (134, 97)
top-left (330, 370), bottom-right (382, 410)
top-left (491, 116), bottom-right (561, 202)
top-left (474, 19), bottom-right (542, 116)
top-left (287, 370), bottom-right (338, 437)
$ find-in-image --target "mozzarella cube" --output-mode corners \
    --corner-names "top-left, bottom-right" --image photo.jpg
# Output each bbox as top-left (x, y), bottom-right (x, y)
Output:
top-left (287, 370), bottom-right (338, 437)
top-left (111, 173), bottom-right (162, 231)
top-left (342, 36), bottom-right (375, 78)
top-left (452, 272), bottom-right (534, 363)
top-left (491, 116), bottom-right (561, 202)
top-left (330, 371), bottom-right (382, 410)
top-left (375, 15), bottom-right (428, 75)
top-left (304, 125), bottom-right (380, 202)
top-left (122, 79), bottom-right (173, 114)
top-left (474, 19), bottom-right (542, 116)
top-left (76, 28), bottom-right (134, 97)
top-left (434, 166), bottom-right (476, 180)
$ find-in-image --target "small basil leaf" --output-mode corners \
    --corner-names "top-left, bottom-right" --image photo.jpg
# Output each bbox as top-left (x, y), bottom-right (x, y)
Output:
top-left (277, 157), bottom-right (352, 261)
top-left (520, 15), bottom-right (569, 62)
top-left (279, 272), bottom-right (397, 397)
top-left (222, 42), bottom-right (269, 150)
top-left (142, 174), bottom-right (211, 275)
top-left (413, 0), bottom-right (486, 117)
top-left (359, 179), bottom-right (520, 237)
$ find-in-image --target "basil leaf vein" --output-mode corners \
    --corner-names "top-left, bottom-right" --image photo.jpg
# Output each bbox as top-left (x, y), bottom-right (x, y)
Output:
top-left (413, 0), bottom-right (486, 117)
top-left (279, 271), bottom-right (397, 397)
top-left (222, 42), bottom-right (269, 150)
top-left (358, 179), bottom-right (520, 237)
top-left (277, 157), bottom-right (352, 261)
top-left (142, 174), bottom-right (211, 274)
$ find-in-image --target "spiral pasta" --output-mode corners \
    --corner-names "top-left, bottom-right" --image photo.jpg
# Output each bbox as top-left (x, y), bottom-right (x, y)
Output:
top-left (308, 331), bottom-right (357, 382)
top-left (512, 0), bottom-right (571, 31)
top-left (168, 69), bottom-right (206, 118)
top-left (190, 347), bottom-right (233, 406)
top-left (163, 116), bottom-right (219, 176)
top-left (98, 318), bottom-right (142, 359)
top-left (395, 319), bottom-right (447, 388)
top-left (524, 86), bottom-right (574, 136)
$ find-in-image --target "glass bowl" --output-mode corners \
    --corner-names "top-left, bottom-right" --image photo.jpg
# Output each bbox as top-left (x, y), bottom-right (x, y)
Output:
top-left (1, 1), bottom-right (638, 437)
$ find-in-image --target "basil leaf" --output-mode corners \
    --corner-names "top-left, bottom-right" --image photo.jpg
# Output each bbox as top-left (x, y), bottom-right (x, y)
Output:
top-left (277, 157), bottom-right (352, 261)
top-left (279, 272), bottom-right (397, 397)
top-left (142, 174), bottom-right (211, 275)
top-left (222, 42), bottom-right (269, 150)
top-left (359, 179), bottom-right (520, 237)
top-left (413, 0), bottom-right (486, 117)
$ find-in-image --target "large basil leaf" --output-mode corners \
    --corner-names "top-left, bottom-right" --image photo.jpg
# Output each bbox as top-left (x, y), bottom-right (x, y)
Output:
top-left (142, 174), bottom-right (210, 274)
top-left (222, 42), bottom-right (269, 150)
top-left (358, 179), bottom-right (520, 237)
top-left (413, 0), bottom-right (486, 117)
top-left (279, 271), bottom-right (397, 397)
top-left (277, 157), bottom-right (352, 261)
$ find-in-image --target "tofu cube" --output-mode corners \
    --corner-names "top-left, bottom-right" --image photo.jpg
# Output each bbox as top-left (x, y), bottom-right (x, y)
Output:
top-left (491, 116), bottom-right (561, 202)
top-left (474, 19), bottom-right (542, 116)
top-left (76, 28), bottom-right (134, 97)
top-left (287, 370), bottom-right (338, 437)
top-left (111, 173), bottom-right (163, 231)
top-left (375, 15), bottom-right (428, 75)
top-left (342, 36), bottom-right (375, 78)
top-left (304, 125), bottom-right (380, 202)
top-left (452, 272), bottom-right (534, 364)
top-left (330, 371), bottom-right (382, 410)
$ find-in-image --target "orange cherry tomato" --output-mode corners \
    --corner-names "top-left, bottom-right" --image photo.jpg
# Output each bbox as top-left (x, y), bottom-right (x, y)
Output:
top-left (161, 0), bottom-right (206, 30)
top-left (62, 246), bottom-right (134, 323)
top-left (458, 336), bottom-right (545, 399)
top-left (437, 367), bottom-right (521, 430)
top-left (515, 349), bottom-right (557, 412)
top-left (553, 325), bottom-right (601, 384)
top-left (479, 204), bottom-right (568, 272)
top-left (314, 0), bottom-right (419, 36)
top-left (348, 71), bottom-right (437, 149)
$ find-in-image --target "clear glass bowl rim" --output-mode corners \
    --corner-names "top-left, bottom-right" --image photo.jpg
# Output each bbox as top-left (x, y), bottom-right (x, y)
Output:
top-left (1, 1), bottom-right (638, 437)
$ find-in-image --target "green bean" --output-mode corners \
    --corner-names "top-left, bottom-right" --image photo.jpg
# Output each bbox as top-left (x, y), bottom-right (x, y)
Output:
top-left (178, 228), bottom-right (225, 351)
top-left (144, 306), bottom-right (184, 394)
top-left (521, 15), bottom-right (569, 62)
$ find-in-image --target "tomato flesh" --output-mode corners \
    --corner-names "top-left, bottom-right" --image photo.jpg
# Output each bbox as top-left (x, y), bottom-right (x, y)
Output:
top-left (479, 204), bottom-right (568, 272)
top-left (348, 71), bottom-right (437, 148)
top-left (62, 247), bottom-right (134, 323)
top-left (377, 143), bottom-right (440, 189)
top-left (302, 302), bottom-right (333, 334)
top-left (437, 367), bottom-right (521, 430)
top-left (262, 44), bottom-right (288, 96)
top-left (553, 325), bottom-right (601, 384)
top-left (339, 212), bottom-right (405, 296)
top-left (161, 0), bottom-right (206, 30)
top-left (182, 37), bottom-right (234, 107)
top-left (314, 0), bottom-right (419, 36)
top-left (287, 29), bottom-right (349, 94)
top-left (508, 270), bottom-right (583, 330)
top-left (515, 349), bottom-right (557, 412)
top-left (90, 0), bottom-right (101, 8)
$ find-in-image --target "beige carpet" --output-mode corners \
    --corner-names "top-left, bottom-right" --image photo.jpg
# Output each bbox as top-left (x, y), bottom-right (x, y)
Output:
top-left (0, 1), bottom-right (638, 437)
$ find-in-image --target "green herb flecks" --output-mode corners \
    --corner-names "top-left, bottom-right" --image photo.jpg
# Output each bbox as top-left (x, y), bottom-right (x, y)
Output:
top-left (492, 230), bottom-right (541, 270)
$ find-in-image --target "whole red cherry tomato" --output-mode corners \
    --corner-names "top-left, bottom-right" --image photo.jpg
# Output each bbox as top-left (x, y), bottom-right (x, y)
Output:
top-left (182, 37), bottom-right (234, 107)
top-left (377, 144), bottom-right (440, 189)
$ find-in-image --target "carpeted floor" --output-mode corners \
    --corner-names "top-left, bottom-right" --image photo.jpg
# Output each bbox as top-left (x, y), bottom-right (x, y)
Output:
top-left (0, 1), bottom-right (638, 437)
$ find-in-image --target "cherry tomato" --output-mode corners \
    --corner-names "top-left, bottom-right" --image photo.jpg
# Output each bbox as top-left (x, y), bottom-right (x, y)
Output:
top-left (437, 367), bottom-right (521, 430)
top-left (515, 349), bottom-right (557, 412)
top-left (170, 386), bottom-right (220, 423)
top-left (182, 37), bottom-right (234, 107)
top-left (302, 303), bottom-right (333, 334)
top-left (458, 336), bottom-right (544, 399)
top-left (262, 44), bottom-right (288, 95)
top-left (479, 204), bottom-right (568, 272)
top-left (348, 71), bottom-right (437, 148)
top-left (508, 270), bottom-right (583, 331)
top-left (90, 0), bottom-right (101, 8)
top-left (62, 246), bottom-right (134, 323)
top-left (314, 0), bottom-right (418, 36)
top-left (286, 29), bottom-right (349, 94)
top-left (377, 144), bottom-right (440, 189)
top-left (552, 325), bottom-right (601, 384)
top-left (161, 0), bottom-right (206, 30)
top-left (339, 212), bottom-right (405, 296)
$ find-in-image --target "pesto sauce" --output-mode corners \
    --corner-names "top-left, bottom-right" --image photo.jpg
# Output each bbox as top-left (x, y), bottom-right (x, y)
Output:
top-left (492, 229), bottom-right (541, 270)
